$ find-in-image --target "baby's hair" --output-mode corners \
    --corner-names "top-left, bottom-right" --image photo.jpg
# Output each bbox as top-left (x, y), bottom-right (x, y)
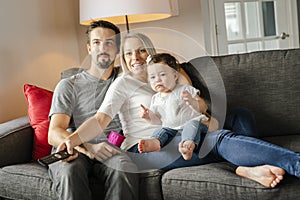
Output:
top-left (148, 53), bottom-right (180, 71)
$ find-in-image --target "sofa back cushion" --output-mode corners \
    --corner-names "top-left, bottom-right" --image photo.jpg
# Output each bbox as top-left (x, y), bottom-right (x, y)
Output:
top-left (186, 49), bottom-right (300, 137)
top-left (24, 84), bottom-right (53, 160)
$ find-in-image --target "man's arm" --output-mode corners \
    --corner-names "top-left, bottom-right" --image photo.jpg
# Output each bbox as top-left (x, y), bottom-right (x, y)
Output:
top-left (47, 113), bottom-right (94, 159)
top-left (48, 113), bottom-right (71, 147)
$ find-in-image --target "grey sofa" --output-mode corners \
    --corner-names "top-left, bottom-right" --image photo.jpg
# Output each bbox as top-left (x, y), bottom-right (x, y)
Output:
top-left (1, 49), bottom-right (300, 200)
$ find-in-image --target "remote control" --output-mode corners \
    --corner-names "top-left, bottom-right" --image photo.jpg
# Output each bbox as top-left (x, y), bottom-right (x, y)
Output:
top-left (38, 150), bottom-right (73, 167)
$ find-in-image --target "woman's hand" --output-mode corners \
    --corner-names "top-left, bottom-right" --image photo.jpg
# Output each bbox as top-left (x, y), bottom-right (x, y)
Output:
top-left (201, 114), bottom-right (219, 132)
top-left (208, 116), bottom-right (219, 132)
top-left (83, 142), bottom-right (121, 162)
top-left (74, 144), bottom-right (95, 160)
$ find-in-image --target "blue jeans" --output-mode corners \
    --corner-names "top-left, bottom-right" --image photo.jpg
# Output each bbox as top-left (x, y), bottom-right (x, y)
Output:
top-left (225, 107), bottom-right (258, 137)
top-left (128, 108), bottom-right (300, 177)
top-left (151, 120), bottom-right (208, 147)
top-left (128, 130), bottom-right (300, 178)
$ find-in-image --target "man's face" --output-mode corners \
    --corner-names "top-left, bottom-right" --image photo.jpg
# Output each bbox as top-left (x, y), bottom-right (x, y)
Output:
top-left (87, 27), bottom-right (118, 69)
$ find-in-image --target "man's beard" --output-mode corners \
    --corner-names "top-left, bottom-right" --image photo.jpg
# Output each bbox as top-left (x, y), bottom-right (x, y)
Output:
top-left (97, 58), bottom-right (113, 69)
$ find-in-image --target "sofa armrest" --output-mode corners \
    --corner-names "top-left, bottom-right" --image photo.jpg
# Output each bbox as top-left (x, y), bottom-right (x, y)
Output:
top-left (0, 116), bottom-right (33, 167)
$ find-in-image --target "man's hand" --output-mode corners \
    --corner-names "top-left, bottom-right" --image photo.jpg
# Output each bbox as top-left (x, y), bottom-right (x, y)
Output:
top-left (56, 141), bottom-right (79, 162)
top-left (83, 142), bottom-right (121, 162)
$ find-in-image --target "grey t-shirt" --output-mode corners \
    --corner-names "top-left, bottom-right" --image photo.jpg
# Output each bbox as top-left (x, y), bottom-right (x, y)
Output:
top-left (49, 68), bottom-right (121, 143)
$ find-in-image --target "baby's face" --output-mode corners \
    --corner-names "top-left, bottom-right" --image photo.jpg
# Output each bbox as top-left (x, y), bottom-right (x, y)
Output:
top-left (147, 63), bottom-right (178, 94)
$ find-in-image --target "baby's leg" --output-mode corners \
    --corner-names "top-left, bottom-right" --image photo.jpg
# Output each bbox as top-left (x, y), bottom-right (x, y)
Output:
top-left (138, 138), bottom-right (161, 153)
top-left (178, 140), bottom-right (196, 160)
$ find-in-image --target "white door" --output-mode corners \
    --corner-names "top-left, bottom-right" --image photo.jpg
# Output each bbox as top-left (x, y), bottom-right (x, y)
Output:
top-left (214, 0), bottom-right (299, 55)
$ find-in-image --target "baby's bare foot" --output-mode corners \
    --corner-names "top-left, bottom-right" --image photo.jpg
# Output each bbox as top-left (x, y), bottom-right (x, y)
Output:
top-left (236, 165), bottom-right (285, 188)
top-left (138, 138), bottom-right (161, 153)
top-left (178, 140), bottom-right (195, 160)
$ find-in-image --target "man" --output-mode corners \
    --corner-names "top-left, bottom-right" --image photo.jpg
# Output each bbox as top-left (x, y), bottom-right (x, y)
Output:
top-left (48, 20), bottom-right (138, 200)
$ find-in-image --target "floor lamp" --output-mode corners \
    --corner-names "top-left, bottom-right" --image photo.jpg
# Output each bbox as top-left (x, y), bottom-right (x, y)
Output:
top-left (79, 0), bottom-right (173, 33)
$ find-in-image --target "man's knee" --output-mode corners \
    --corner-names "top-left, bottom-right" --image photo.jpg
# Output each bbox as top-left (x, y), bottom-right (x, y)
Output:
top-left (49, 156), bottom-right (90, 182)
top-left (104, 153), bottom-right (138, 172)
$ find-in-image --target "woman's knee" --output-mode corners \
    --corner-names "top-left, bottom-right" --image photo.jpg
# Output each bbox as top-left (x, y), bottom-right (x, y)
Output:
top-left (232, 107), bottom-right (255, 121)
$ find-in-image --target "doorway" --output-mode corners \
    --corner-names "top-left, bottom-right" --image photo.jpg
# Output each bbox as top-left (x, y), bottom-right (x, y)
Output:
top-left (202, 0), bottom-right (299, 55)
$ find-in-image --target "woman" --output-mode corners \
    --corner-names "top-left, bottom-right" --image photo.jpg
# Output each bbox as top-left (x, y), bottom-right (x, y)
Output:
top-left (59, 32), bottom-right (300, 188)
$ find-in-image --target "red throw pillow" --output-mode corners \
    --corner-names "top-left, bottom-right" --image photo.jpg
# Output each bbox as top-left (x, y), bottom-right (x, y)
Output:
top-left (23, 84), bottom-right (53, 161)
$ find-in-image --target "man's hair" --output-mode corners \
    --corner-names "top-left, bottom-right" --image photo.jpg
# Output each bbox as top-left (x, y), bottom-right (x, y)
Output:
top-left (86, 20), bottom-right (121, 52)
top-left (149, 53), bottom-right (180, 71)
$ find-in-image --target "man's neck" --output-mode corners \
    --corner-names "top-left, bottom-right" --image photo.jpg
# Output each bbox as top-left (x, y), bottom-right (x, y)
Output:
top-left (87, 65), bottom-right (114, 80)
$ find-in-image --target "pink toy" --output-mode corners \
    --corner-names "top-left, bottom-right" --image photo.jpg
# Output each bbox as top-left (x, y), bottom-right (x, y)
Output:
top-left (107, 131), bottom-right (126, 147)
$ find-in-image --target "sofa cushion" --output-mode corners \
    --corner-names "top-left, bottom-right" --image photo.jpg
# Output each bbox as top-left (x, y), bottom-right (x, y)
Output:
top-left (186, 49), bottom-right (300, 137)
top-left (23, 84), bottom-right (53, 161)
top-left (0, 162), bottom-right (164, 200)
top-left (0, 163), bottom-right (55, 200)
top-left (162, 162), bottom-right (300, 200)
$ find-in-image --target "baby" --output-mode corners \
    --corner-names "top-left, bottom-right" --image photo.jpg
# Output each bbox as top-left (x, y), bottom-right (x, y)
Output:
top-left (139, 53), bottom-right (218, 160)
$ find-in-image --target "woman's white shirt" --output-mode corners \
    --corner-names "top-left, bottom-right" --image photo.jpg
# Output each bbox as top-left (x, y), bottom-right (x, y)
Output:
top-left (98, 73), bottom-right (160, 150)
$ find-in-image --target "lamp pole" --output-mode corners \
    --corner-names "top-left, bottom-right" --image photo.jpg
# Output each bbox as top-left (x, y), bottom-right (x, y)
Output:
top-left (125, 15), bottom-right (130, 33)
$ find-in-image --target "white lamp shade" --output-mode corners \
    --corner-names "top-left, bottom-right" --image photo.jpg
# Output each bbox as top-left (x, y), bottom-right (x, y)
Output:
top-left (80, 0), bottom-right (172, 25)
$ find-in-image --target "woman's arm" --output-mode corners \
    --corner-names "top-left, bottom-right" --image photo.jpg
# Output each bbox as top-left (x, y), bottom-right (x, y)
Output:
top-left (58, 112), bottom-right (112, 155)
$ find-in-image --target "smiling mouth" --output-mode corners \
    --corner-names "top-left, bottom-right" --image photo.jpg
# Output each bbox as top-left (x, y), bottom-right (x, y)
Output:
top-left (131, 63), bottom-right (146, 71)
top-left (132, 63), bottom-right (144, 68)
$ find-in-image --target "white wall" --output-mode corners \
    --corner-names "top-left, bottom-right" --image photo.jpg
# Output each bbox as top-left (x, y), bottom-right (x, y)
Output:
top-left (0, 0), bottom-right (205, 123)
top-left (0, 0), bottom-right (82, 123)
top-left (77, 0), bottom-right (206, 63)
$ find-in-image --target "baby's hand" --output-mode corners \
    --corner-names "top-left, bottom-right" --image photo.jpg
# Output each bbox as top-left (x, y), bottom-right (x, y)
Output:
top-left (140, 104), bottom-right (150, 119)
top-left (181, 90), bottom-right (194, 105)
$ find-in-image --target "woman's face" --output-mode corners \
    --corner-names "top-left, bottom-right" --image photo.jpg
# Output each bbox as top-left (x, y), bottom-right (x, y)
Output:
top-left (123, 37), bottom-right (149, 75)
